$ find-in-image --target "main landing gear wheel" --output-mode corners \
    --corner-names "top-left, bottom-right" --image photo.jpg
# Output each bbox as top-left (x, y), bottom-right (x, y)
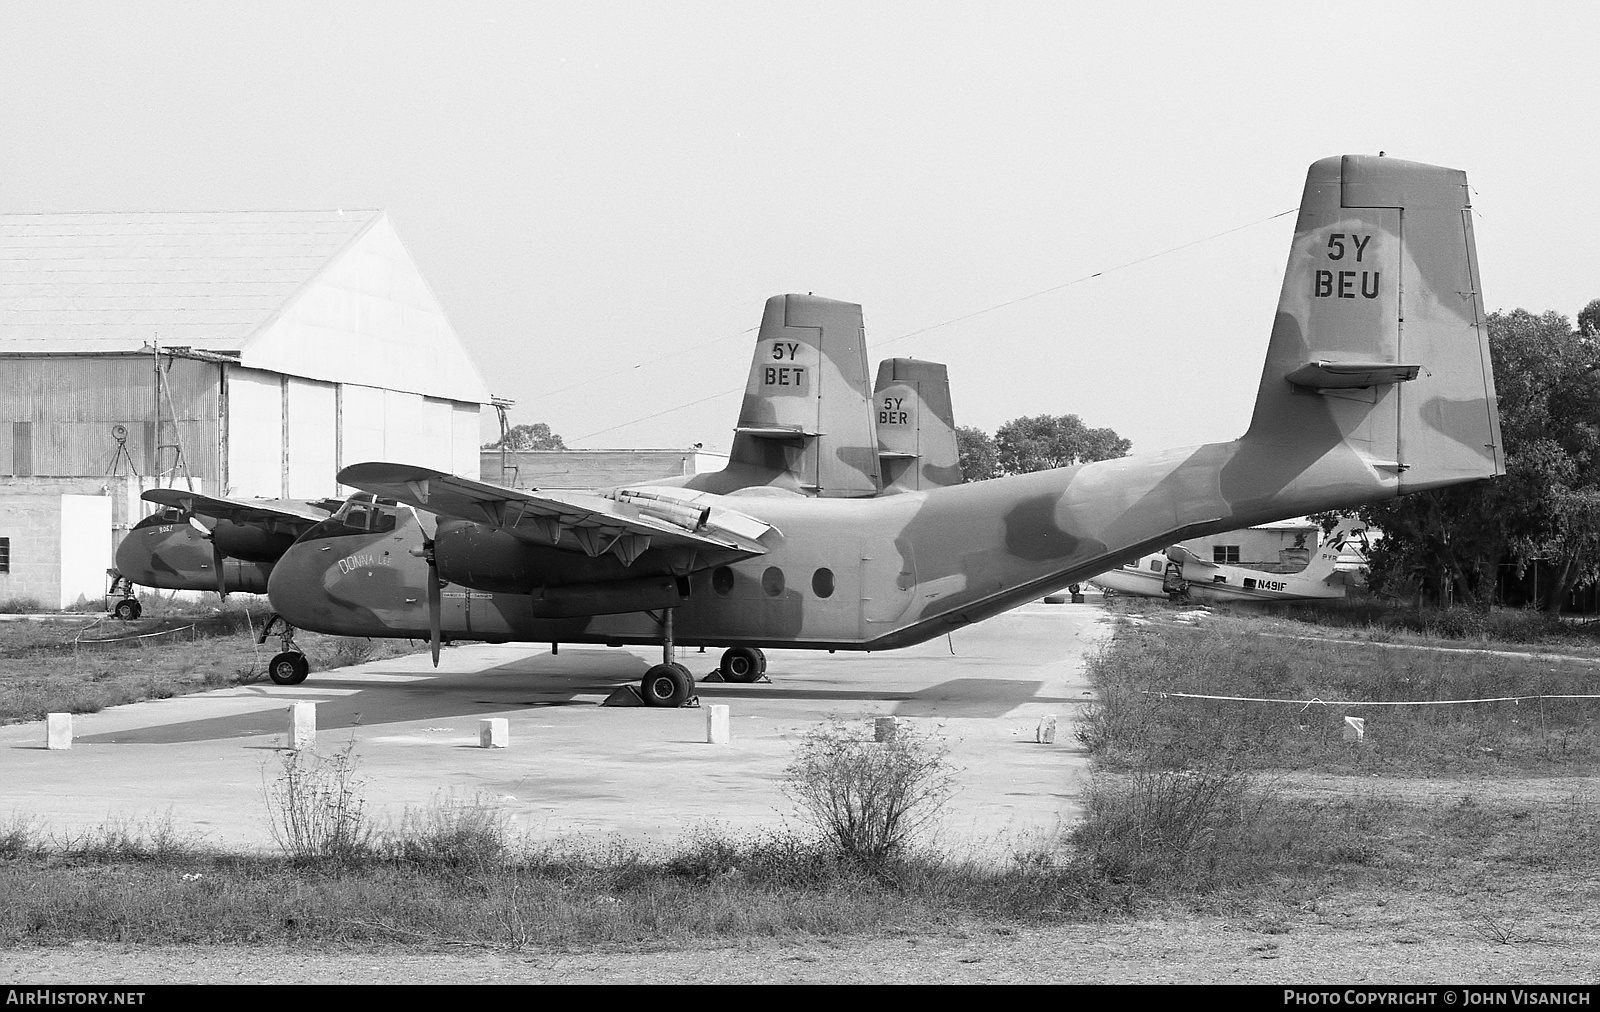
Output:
top-left (112, 599), bottom-right (142, 621)
top-left (268, 651), bottom-right (310, 686)
top-left (718, 646), bottom-right (766, 683)
top-left (641, 662), bottom-right (694, 707)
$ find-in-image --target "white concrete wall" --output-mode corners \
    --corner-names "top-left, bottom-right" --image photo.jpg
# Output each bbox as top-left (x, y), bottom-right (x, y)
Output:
top-left (338, 384), bottom-right (386, 493)
top-left (0, 494), bottom-right (61, 607)
top-left (58, 494), bottom-right (111, 608)
top-left (451, 403), bottom-right (482, 479)
top-left (286, 377), bottom-right (338, 499)
top-left (227, 367), bottom-right (284, 497)
top-left (381, 389), bottom-right (429, 464)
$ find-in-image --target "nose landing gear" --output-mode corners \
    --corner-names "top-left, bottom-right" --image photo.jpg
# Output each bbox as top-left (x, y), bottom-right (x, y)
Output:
top-left (260, 613), bottom-right (310, 685)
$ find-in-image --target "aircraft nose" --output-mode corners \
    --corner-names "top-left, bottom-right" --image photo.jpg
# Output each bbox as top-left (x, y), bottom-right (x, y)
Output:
top-left (114, 522), bottom-right (208, 588)
top-left (267, 539), bottom-right (338, 632)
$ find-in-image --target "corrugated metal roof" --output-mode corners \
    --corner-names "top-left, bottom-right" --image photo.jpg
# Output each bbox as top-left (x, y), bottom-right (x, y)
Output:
top-left (0, 210), bottom-right (380, 353)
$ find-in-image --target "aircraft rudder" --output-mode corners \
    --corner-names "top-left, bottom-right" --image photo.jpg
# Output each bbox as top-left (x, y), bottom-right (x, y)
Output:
top-left (1243, 154), bottom-right (1504, 494)
top-left (874, 358), bottom-right (961, 493)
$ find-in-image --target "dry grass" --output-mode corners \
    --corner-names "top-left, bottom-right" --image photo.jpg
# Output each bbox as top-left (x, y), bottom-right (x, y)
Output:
top-left (1078, 614), bottom-right (1600, 773)
top-left (0, 597), bottom-right (423, 724)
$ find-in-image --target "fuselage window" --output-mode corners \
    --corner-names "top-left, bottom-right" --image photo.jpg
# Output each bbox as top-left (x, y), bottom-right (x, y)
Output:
top-left (712, 566), bottom-right (735, 595)
top-left (812, 568), bottom-right (834, 598)
top-left (1148, 560), bottom-right (1162, 572)
top-left (762, 566), bottom-right (785, 597)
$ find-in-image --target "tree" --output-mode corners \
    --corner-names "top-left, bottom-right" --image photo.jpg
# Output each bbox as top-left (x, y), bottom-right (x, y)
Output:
top-left (483, 422), bottom-right (566, 451)
top-left (1359, 305), bottom-right (1600, 610)
top-left (955, 425), bottom-right (999, 482)
top-left (994, 414), bottom-right (1131, 475)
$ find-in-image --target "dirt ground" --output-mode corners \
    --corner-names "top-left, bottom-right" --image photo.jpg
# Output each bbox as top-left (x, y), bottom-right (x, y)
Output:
top-left (6, 905), bottom-right (1598, 984)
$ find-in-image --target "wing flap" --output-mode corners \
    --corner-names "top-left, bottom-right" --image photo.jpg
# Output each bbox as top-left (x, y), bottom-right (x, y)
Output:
top-left (339, 463), bottom-right (774, 558)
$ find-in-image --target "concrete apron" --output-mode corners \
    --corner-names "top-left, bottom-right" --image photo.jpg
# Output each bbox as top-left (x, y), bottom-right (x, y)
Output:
top-left (1, 602), bottom-right (1107, 859)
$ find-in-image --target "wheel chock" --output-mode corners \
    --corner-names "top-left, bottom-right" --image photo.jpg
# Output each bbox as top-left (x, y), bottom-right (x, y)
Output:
top-left (602, 685), bottom-right (648, 707)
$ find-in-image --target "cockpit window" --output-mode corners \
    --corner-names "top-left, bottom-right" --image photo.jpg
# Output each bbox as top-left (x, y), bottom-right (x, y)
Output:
top-left (303, 495), bottom-right (408, 540)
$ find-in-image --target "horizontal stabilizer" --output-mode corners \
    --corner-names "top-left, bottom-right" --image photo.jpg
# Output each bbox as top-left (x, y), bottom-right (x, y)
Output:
top-left (733, 425), bottom-right (820, 439)
top-left (1286, 360), bottom-right (1421, 390)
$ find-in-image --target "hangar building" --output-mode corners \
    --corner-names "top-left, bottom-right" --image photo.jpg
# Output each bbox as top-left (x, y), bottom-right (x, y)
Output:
top-left (0, 209), bottom-right (491, 608)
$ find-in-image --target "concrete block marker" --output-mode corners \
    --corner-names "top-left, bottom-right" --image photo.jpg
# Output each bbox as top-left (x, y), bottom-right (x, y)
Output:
top-left (480, 718), bottom-right (509, 749)
top-left (46, 713), bottom-right (72, 750)
top-left (287, 701), bottom-right (316, 750)
top-left (874, 716), bottom-right (899, 743)
top-left (705, 705), bottom-right (731, 744)
top-left (1343, 716), bottom-right (1366, 742)
top-left (1036, 715), bottom-right (1058, 744)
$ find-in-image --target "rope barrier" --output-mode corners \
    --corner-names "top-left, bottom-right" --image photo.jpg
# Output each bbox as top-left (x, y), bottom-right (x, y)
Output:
top-left (71, 623), bottom-right (198, 645)
top-left (1142, 689), bottom-right (1600, 707)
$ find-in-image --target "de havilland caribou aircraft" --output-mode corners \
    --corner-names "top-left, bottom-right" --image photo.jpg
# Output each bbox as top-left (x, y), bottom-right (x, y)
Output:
top-left (113, 294), bottom-right (963, 682)
top-left (264, 155), bottom-right (1505, 706)
top-left (1089, 540), bottom-right (1347, 604)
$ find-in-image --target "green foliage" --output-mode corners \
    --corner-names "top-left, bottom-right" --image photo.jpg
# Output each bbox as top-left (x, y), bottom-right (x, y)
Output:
top-left (1360, 304), bottom-right (1600, 609)
top-left (995, 413), bottom-right (1130, 475)
top-left (782, 718), bottom-right (955, 864)
top-left (483, 422), bottom-right (566, 451)
top-left (955, 424), bottom-right (999, 482)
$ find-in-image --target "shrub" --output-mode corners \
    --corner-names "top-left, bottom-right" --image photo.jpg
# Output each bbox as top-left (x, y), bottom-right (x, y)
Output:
top-left (261, 741), bottom-right (372, 863)
top-left (388, 794), bottom-right (509, 871)
top-left (1070, 767), bottom-right (1326, 890)
top-left (782, 717), bottom-right (954, 865)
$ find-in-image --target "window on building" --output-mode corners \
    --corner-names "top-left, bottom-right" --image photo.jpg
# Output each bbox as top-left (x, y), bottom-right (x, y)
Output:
top-left (1214, 546), bottom-right (1240, 564)
top-left (0, 537), bottom-right (9, 573)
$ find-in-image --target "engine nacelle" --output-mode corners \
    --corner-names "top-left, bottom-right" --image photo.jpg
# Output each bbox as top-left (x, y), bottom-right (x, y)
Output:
top-left (210, 520), bottom-right (298, 564)
top-left (431, 519), bottom-right (693, 614)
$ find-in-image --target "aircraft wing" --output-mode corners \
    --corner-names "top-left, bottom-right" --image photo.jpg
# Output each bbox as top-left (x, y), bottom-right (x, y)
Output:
top-left (141, 489), bottom-right (336, 530)
top-left (1163, 545), bottom-right (1219, 571)
top-left (338, 463), bottom-right (774, 564)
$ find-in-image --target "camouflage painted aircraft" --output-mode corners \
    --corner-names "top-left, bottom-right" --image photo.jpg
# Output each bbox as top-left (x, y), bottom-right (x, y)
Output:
top-left (110, 491), bottom-right (341, 619)
top-left (266, 154), bottom-right (1504, 704)
top-left (115, 294), bottom-right (962, 683)
top-left (1089, 539), bottom-right (1347, 604)
top-left (874, 357), bottom-right (962, 494)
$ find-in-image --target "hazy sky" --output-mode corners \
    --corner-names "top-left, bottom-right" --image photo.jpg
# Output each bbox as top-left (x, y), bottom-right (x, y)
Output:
top-left (4, 2), bottom-right (1596, 455)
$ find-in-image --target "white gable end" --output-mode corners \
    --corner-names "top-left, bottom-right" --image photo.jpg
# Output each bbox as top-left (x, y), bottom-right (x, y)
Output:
top-left (238, 213), bottom-right (491, 405)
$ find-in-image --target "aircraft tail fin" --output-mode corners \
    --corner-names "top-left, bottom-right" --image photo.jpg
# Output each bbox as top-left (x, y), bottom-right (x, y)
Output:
top-left (726, 294), bottom-right (881, 497)
top-left (873, 358), bottom-right (963, 493)
top-left (1242, 155), bottom-right (1504, 495)
top-left (1299, 540), bottom-right (1344, 584)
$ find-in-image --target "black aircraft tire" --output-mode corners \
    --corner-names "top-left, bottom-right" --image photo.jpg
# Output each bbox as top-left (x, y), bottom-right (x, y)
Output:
top-left (755, 647), bottom-right (767, 675)
top-left (113, 599), bottom-right (141, 621)
top-left (269, 651), bottom-right (311, 686)
top-left (719, 647), bottom-right (764, 683)
top-left (641, 663), bottom-right (693, 707)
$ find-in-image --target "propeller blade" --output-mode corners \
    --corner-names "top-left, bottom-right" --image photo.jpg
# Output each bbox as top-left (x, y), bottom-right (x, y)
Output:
top-left (212, 541), bottom-right (228, 600)
top-left (428, 564), bottom-right (442, 667)
top-left (421, 533), bottom-right (441, 667)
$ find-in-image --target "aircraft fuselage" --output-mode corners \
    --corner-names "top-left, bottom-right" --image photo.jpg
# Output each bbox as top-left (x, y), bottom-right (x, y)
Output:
top-left (269, 432), bottom-right (1388, 651)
